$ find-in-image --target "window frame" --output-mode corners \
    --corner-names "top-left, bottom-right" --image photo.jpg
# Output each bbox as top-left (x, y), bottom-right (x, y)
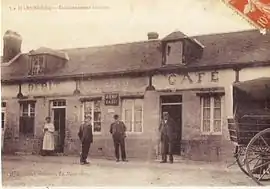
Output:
top-left (82, 99), bottom-right (102, 135)
top-left (1, 101), bottom-right (6, 129)
top-left (121, 98), bottom-right (144, 134)
top-left (19, 101), bottom-right (36, 135)
top-left (200, 95), bottom-right (223, 135)
top-left (30, 55), bottom-right (46, 75)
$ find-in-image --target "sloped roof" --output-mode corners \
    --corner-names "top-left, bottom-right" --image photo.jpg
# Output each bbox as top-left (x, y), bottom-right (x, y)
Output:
top-left (1, 29), bottom-right (270, 82)
top-left (30, 47), bottom-right (69, 60)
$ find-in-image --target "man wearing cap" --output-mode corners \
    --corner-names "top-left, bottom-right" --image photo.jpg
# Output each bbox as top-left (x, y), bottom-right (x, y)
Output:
top-left (159, 112), bottom-right (176, 163)
top-left (110, 114), bottom-right (128, 162)
top-left (78, 116), bottom-right (93, 165)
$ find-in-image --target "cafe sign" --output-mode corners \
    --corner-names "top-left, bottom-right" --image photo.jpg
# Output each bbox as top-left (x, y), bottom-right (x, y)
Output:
top-left (105, 93), bottom-right (119, 106)
top-left (168, 71), bottom-right (219, 85)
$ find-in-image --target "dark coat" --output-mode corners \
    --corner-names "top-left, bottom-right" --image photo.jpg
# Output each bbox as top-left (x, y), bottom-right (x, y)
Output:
top-left (159, 118), bottom-right (176, 142)
top-left (110, 120), bottom-right (126, 139)
top-left (78, 123), bottom-right (93, 143)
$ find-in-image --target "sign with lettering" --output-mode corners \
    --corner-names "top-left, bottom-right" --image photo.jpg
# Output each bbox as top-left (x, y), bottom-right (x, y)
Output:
top-left (167, 71), bottom-right (219, 85)
top-left (104, 93), bottom-right (119, 106)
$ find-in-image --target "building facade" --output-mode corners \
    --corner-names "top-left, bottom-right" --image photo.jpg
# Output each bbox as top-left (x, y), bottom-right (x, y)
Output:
top-left (1, 30), bottom-right (270, 161)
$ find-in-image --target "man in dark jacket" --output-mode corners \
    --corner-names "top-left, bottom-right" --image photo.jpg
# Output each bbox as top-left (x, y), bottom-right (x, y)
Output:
top-left (110, 114), bottom-right (128, 162)
top-left (78, 116), bottom-right (93, 165)
top-left (159, 112), bottom-right (176, 164)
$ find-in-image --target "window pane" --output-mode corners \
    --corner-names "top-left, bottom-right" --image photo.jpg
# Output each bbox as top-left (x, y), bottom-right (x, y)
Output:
top-left (94, 112), bottom-right (101, 122)
top-left (134, 122), bottom-right (142, 132)
top-left (134, 99), bottom-right (143, 109)
top-left (123, 99), bottom-right (133, 107)
top-left (214, 96), bottom-right (221, 108)
top-left (134, 109), bottom-right (142, 122)
top-left (214, 108), bottom-right (221, 119)
top-left (124, 109), bottom-right (132, 132)
top-left (203, 97), bottom-right (210, 107)
top-left (84, 101), bottom-right (93, 118)
top-left (2, 112), bottom-right (4, 129)
top-left (203, 108), bottom-right (210, 119)
top-left (30, 103), bottom-right (35, 114)
top-left (2, 102), bottom-right (6, 108)
top-left (203, 120), bottom-right (210, 132)
top-left (214, 120), bottom-right (222, 132)
top-left (93, 122), bottom-right (101, 132)
top-left (22, 104), bottom-right (28, 113)
top-left (94, 100), bottom-right (101, 111)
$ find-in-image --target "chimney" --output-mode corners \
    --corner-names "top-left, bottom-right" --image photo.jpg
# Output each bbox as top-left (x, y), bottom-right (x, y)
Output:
top-left (3, 30), bottom-right (22, 62)
top-left (147, 32), bottom-right (159, 40)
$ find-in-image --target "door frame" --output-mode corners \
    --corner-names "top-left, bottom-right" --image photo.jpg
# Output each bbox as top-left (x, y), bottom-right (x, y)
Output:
top-left (49, 100), bottom-right (66, 153)
top-left (160, 95), bottom-right (183, 155)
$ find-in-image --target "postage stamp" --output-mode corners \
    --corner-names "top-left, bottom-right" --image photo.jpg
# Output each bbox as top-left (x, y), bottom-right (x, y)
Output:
top-left (224, 0), bottom-right (270, 33)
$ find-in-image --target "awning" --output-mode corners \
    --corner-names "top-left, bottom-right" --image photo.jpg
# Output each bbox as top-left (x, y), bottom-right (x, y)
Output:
top-left (233, 77), bottom-right (270, 99)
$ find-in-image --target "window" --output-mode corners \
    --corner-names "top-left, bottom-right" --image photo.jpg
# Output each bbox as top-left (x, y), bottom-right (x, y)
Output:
top-left (30, 55), bottom-right (45, 75)
top-left (122, 99), bottom-right (143, 133)
top-left (52, 100), bottom-right (66, 107)
top-left (201, 95), bottom-right (222, 134)
top-left (1, 102), bottom-right (6, 129)
top-left (19, 101), bottom-right (35, 135)
top-left (82, 100), bottom-right (101, 133)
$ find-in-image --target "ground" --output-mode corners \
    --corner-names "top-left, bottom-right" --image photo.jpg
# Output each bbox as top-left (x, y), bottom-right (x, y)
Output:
top-left (1, 155), bottom-right (259, 186)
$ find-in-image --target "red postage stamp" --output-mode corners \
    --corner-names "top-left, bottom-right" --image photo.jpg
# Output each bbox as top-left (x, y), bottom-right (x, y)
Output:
top-left (225, 0), bottom-right (270, 32)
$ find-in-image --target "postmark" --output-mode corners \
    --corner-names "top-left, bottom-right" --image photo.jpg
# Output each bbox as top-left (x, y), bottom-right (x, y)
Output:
top-left (223, 0), bottom-right (270, 33)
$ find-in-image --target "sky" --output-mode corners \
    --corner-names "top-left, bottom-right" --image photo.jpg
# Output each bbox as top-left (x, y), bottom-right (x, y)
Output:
top-left (1, 0), bottom-right (253, 54)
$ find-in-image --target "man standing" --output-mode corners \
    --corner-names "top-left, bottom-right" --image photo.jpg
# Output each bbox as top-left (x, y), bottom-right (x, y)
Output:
top-left (78, 116), bottom-right (93, 165)
top-left (159, 112), bottom-right (176, 164)
top-left (110, 114), bottom-right (128, 162)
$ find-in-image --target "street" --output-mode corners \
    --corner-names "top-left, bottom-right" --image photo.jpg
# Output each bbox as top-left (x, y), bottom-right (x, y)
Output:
top-left (2, 155), bottom-right (257, 186)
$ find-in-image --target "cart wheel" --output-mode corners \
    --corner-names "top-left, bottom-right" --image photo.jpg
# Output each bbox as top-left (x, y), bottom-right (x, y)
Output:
top-left (235, 145), bottom-right (249, 176)
top-left (245, 128), bottom-right (270, 185)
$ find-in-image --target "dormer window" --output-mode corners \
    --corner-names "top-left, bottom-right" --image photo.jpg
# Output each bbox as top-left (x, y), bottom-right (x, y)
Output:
top-left (28, 47), bottom-right (69, 76)
top-left (162, 31), bottom-right (204, 66)
top-left (165, 41), bottom-right (183, 65)
top-left (29, 55), bottom-right (45, 75)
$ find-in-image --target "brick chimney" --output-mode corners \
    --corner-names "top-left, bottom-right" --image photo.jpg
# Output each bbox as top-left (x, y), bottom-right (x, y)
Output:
top-left (147, 32), bottom-right (159, 40)
top-left (3, 30), bottom-right (22, 62)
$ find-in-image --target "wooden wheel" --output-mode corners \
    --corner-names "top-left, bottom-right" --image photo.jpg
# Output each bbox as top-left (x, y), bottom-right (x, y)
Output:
top-left (234, 146), bottom-right (249, 176)
top-left (245, 128), bottom-right (270, 185)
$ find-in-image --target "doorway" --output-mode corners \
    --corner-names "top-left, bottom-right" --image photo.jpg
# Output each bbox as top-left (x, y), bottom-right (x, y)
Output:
top-left (51, 100), bottom-right (66, 153)
top-left (160, 95), bottom-right (182, 155)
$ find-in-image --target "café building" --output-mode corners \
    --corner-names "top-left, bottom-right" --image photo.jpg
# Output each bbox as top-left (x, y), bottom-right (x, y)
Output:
top-left (1, 29), bottom-right (270, 161)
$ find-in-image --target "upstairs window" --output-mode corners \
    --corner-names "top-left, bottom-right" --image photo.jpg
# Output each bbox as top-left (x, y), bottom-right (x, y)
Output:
top-left (19, 101), bottom-right (36, 135)
top-left (29, 55), bottom-right (45, 75)
top-left (165, 41), bottom-right (183, 65)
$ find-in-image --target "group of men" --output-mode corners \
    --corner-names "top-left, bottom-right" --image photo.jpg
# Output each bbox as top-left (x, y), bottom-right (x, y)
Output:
top-left (78, 114), bottom-right (128, 164)
top-left (41, 111), bottom-right (176, 164)
top-left (78, 112), bottom-right (176, 165)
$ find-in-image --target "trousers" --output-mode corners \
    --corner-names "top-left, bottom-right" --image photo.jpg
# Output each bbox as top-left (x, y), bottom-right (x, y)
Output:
top-left (113, 136), bottom-right (126, 160)
top-left (80, 141), bottom-right (91, 163)
top-left (161, 135), bottom-right (173, 162)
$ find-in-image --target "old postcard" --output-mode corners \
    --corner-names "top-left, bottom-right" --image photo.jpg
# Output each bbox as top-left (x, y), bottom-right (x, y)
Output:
top-left (1, 0), bottom-right (270, 188)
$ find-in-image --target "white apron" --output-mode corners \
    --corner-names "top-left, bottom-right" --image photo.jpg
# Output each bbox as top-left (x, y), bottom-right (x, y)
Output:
top-left (42, 123), bottom-right (55, 151)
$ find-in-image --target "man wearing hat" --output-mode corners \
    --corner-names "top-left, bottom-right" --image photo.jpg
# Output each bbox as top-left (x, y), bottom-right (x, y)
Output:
top-left (78, 115), bottom-right (93, 165)
top-left (159, 112), bottom-right (176, 163)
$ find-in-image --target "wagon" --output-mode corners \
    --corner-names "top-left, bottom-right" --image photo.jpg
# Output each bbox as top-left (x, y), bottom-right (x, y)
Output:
top-left (228, 77), bottom-right (270, 185)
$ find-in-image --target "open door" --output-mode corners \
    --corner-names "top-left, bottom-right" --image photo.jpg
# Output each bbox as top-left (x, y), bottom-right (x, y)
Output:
top-left (160, 95), bottom-right (182, 155)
